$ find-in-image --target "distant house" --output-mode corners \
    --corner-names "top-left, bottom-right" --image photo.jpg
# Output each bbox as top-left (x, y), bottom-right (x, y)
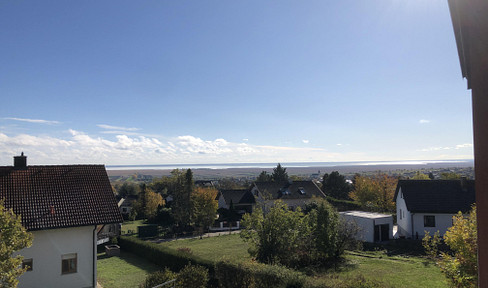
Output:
top-left (0, 154), bottom-right (123, 288)
top-left (340, 211), bottom-right (393, 243)
top-left (250, 180), bottom-right (326, 211)
top-left (217, 189), bottom-right (255, 215)
top-left (118, 195), bottom-right (137, 217)
top-left (395, 179), bottom-right (475, 239)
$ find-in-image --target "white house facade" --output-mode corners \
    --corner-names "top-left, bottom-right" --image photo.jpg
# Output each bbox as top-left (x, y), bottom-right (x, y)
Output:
top-left (395, 179), bottom-right (475, 239)
top-left (15, 226), bottom-right (97, 288)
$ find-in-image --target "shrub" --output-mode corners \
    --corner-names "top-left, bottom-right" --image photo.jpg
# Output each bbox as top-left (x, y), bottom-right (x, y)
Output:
top-left (215, 259), bottom-right (305, 288)
top-left (118, 236), bottom-right (213, 273)
top-left (176, 247), bottom-right (193, 255)
top-left (176, 264), bottom-right (209, 288)
top-left (139, 269), bottom-right (176, 288)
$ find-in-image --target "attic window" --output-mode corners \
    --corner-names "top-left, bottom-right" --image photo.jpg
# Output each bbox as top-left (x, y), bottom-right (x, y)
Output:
top-left (298, 187), bottom-right (306, 195)
top-left (281, 188), bottom-right (290, 195)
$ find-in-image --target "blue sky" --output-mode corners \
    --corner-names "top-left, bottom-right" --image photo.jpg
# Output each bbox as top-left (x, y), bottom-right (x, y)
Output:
top-left (0, 0), bottom-right (474, 165)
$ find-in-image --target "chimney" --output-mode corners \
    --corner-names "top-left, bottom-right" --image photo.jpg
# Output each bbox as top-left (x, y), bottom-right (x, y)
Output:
top-left (14, 152), bottom-right (27, 170)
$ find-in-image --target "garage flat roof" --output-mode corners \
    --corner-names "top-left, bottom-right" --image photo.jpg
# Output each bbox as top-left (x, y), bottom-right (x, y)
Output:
top-left (339, 211), bottom-right (392, 219)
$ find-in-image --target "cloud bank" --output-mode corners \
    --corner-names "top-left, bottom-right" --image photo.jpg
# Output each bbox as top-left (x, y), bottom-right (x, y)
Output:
top-left (0, 130), bottom-right (343, 165)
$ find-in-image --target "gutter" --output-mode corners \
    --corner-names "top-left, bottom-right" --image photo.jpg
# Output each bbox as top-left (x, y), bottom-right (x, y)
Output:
top-left (93, 225), bottom-right (97, 288)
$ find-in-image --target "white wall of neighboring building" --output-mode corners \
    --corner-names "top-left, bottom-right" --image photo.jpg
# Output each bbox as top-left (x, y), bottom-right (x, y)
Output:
top-left (340, 211), bottom-right (393, 243)
top-left (16, 225), bottom-right (96, 288)
top-left (411, 213), bottom-right (455, 240)
top-left (396, 188), bottom-right (412, 238)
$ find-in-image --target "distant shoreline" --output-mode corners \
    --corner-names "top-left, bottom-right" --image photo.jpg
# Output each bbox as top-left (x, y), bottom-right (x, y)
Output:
top-left (106, 160), bottom-right (474, 178)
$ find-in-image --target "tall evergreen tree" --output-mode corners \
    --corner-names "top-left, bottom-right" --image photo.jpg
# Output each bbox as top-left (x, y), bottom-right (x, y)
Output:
top-left (322, 171), bottom-right (351, 200)
top-left (272, 163), bottom-right (288, 182)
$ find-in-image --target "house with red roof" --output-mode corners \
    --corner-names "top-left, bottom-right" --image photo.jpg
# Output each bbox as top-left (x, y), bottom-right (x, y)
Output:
top-left (0, 154), bottom-right (123, 288)
top-left (394, 179), bottom-right (475, 239)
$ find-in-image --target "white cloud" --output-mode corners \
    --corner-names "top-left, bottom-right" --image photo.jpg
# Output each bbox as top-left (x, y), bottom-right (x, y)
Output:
top-left (97, 124), bottom-right (140, 131)
top-left (419, 119), bottom-right (430, 124)
top-left (455, 143), bottom-right (473, 149)
top-left (419, 143), bottom-right (473, 152)
top-left (0, 130), bottom-right (346, 165)
top-left (4, 117), bottom-right (60, 125)
top-left (302, 140), bottom-right (310, 144)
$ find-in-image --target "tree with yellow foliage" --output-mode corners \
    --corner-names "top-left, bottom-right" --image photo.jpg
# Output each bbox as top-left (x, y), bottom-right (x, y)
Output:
top-left (191, 187), bottom-right (218, 235)
top-left (0, 200), bottom-right (33, 287)
top-left (349, 174), bottom-right (397, 212)
top-left (423, 205), bottom-right (478, 288)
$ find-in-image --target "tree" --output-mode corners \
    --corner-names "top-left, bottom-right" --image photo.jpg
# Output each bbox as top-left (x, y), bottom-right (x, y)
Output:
top-left (271, 163), bottom-right (288, 182)
top-left (171, 169), bottom-right (193, 227)
top-left (349, 174), bottom-right (397, 212)
top-left (322, 171), bottom-right (351, 200)
top-left (423, 205), bottom-right (477, 288)
top-left (256, 171), bottom-right (272, 182)
top-left (142, 188), bottom-right (164, 221)
top-left (411, 171), bottom-right (430, 180)
top-left (440, 172), bottom-right (462, 180)
top-left (0, 201), bottom-right (33, 288)
top-left (241, 201), bottom-right (311, 267)
top-left (240, 199), bottom-right (351, 268)
top-left (191, 187), bottom-right (218, 235)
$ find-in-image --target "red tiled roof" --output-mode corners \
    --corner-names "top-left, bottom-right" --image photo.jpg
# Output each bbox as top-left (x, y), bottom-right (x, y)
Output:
top-left (0, 165), bottom-right (123, 231)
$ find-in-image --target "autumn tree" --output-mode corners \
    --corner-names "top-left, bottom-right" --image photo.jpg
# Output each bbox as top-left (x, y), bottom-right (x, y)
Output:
top-left (142, 188), bottom-right (164, 221)
top-left (322, 171), bottom-right (351, 200)
top-left (191, 187), bottom-right (218, 235)
top-left (440, 172), bottom-right (462, 180)
top-left (411, 171), bottom-right (430, 180)
top-left (423, 206), bottom-right (478, 288)
top-left (0, 201), bottom-right (33, 288)
top-left (271, 163), bottom-right (288, 182)
top-left (349, 174), bottom-right (397, 212)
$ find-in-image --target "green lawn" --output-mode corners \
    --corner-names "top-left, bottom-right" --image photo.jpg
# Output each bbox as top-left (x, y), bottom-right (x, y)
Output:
top-left (159, 234), bottom-right (448, 288)
top-left (121, 220), bottom-right (150, 237)
top-left (159, 233), bottom-right (251, 263)
top-left (97, 251), bottom-right (160, 288)
top-left (307, 250), bottom-right (448, 288)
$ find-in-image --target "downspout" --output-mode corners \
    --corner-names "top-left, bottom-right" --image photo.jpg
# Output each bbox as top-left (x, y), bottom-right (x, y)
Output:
top-left (93, 225), bottom-right (97, 288)
top-left (411, 213), bottom-right (415, 239)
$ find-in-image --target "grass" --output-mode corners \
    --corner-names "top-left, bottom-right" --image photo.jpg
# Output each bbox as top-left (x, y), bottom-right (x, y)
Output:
top-left (159, 234), bottom-right (448, 288)
top-left (97, 251), bottom-right (160, 288)
top-left (306, 250), bottom-right (448, 288)
top-left (121, 220), bottom-right (150, 236)
top-left (158, 233), bottom-right (251, 263)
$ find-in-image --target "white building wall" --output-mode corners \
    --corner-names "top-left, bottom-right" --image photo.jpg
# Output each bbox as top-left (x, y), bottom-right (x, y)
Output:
top-left (340, 212), bottom-right (393, 243)
top-left (412, 213), bottom-right (455, 239)
top-left (16, 225), bottom-right (96, 288)
top-left (396, 188), bottom-right (412, 238)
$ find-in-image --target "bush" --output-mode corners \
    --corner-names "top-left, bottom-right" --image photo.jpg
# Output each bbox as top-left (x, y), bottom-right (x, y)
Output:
top-left (118, 236), bottom-right (214, 273)
top-left (215, 259), bottom-right (305, 288)
top-left (177, 264), bottom-right (209, 288)
top-left (140, 269), bottom-right (176, 288)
